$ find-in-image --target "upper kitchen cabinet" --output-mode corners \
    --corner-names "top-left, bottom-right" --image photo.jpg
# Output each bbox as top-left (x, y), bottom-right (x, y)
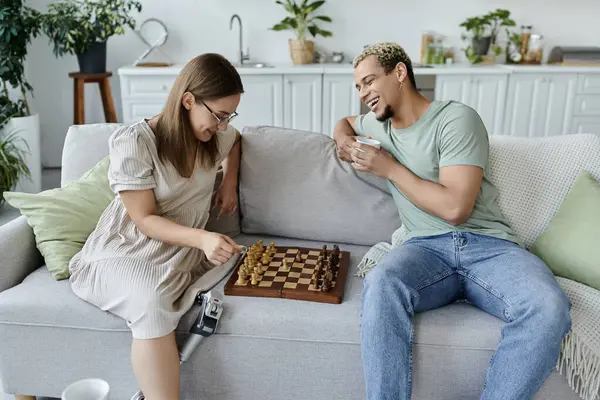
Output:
top-left (503, 73), bottom-right (577, 137)
top-left (435, 74), bottom-right (508, 135)
top-left (231, 74), bottom-right (284, 133)
top-left (321, 74), bottom-right (361, 136)
top-left (283, 74), bottom-right (323, 133)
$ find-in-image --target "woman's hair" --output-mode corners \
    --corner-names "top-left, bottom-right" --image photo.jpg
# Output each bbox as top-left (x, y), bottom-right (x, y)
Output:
top-left (155, 53), bottom-right (244, 177)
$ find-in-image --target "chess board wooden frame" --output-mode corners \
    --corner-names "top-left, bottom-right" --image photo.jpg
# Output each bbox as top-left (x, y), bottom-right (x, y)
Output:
top-left (224, 245), bottom-right (350, 304)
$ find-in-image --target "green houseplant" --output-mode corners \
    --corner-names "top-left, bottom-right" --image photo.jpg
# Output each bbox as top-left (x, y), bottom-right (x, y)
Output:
top-left (460, 8), bottom-right (516, 64)
top-left (0, 126), bottom-right (30, 206)
top-left (487, 9), bottom-right (516, 56)
top-left (0, 0), bottom-right (41, 117)
top-left (0, 0), bottom-right (41, 198)
top-left (270, 0), bottom-right (333, 64)
top-left (41, 0), bottom-right (142, 73)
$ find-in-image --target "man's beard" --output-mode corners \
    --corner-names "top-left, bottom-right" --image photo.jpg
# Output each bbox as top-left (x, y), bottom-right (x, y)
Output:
top-left (376, 105), bottom-right (394, 122)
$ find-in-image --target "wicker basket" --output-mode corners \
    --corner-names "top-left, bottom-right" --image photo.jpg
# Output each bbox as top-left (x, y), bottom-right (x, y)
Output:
top-left (289, 39), bottom-right (314, 64)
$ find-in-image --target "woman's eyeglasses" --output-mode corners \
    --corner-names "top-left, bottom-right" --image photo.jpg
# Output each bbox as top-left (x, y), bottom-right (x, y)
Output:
top-left (200, 100), bottom-right (238, 126)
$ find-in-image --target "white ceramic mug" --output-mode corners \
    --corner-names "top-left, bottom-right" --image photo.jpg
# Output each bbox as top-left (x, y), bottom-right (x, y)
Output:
top-left (61, 378), bottom-right (110, 400)
top-left (355, 137), bottom-right (381, 151)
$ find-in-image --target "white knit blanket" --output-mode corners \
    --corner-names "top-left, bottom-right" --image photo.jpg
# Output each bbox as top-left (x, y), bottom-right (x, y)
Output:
top-left (356, 233), bottom-right (600, 400)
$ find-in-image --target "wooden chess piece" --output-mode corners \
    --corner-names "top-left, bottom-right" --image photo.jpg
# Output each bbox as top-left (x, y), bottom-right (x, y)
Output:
top-left (236, 267), bottom-right (248, 285)
top-left (251, 272), bottom-right (258, 286)
top-left (326, 269), bottom-right (333, 283)
top-left (311, 271), bottom-right (318, 288)
top-left (321, 274), bottom-right (330, 291)
top-left (295, 251), bottom-right (302, 262)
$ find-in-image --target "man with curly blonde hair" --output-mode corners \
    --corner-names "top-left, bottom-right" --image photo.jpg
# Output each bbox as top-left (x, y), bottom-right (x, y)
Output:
top-left (334, 42), bottom-right (571, 400)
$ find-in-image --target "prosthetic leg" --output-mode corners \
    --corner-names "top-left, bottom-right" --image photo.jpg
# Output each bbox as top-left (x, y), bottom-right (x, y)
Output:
top-left (130, 290), bottom-right (224, 400)
top-left (130, 246), bottom-right (246, 400)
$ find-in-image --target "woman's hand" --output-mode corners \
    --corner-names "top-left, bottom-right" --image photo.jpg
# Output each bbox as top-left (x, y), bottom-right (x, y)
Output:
top-left (197, 231), bottom-right (241, 266)
top-left (213, 179), bottom-right (238, 218)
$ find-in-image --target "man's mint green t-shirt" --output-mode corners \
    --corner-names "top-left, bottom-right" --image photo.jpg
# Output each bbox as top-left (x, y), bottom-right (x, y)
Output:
top-left (355, 100), bottom-right (521, 246)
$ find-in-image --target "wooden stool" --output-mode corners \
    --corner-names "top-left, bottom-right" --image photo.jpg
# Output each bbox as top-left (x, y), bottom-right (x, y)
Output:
top-left (68, 72), bottom-right (117, 125)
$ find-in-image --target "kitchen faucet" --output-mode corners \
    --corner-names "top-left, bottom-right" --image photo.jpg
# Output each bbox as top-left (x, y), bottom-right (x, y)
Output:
top-left (230, 14), bottom-right (250, 66)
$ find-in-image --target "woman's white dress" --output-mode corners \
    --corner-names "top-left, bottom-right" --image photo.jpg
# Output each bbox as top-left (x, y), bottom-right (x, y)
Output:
top-left (69, 120), bottom-right (237, 339)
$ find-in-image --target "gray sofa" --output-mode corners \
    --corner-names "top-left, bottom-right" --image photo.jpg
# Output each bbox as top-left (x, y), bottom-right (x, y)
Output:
top-left (1, 122), bottom-right (597, 400)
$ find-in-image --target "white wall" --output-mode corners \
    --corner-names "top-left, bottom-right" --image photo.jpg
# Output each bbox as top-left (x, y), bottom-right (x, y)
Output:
top-left (25, 0), bottom-right (600, 167)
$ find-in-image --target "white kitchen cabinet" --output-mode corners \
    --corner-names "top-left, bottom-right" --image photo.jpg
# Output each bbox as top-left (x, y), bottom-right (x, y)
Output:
top-left (232, 75), bottom-right (284, 133)
top-left (435, 74), bottom-right (508, 135)
top-left (503, 73), bottom-right (577, 137)
top-left (570, 116), bottom-right (600, 134)
top-left (283, 74), bottom-right (322, 133)
top-left (119, 71), bottom-right (285, 131)
top-left (434, 75), bottom-right (472, 104)
top-left (123, 101), bottom-right (166, 123)
top-left (117, 65), bottom-right (600, 145)
top-left (321, 74), bottom-right (361, 136)
top-left (119, 73), bottom-right (171, 123)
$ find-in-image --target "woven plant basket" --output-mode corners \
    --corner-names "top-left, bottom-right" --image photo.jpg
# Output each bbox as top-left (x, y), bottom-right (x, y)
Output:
top-left (289, 39), bottom-right (314, 64)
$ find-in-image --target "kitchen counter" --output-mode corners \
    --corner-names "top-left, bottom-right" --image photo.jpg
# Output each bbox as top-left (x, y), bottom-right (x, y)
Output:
top-left (118, 61), bottom-right (600, 139)
top-left (118, 62), bottom-right (600, 76)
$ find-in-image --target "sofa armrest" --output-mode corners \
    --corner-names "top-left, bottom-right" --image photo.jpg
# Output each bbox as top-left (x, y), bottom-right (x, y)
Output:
top-left (0, 216), bottom-right (43, 293)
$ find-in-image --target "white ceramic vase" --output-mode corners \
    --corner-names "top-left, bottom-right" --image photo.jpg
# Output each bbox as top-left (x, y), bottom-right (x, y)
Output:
top-left (2, 113), bottom-right (42, 193)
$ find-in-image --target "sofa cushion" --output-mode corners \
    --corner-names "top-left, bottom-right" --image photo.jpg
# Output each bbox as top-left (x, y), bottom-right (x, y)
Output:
top-left (239, 126), bottom-right (401, 246)
top-left (61, 123), bottom-right (240, 238)
top-left (0, 234), bottom-right (504, 351)
top-left (531, 171), bottom-right (600, 291)
top-left (61, 123), bottom-right (124, 186)
top-left (3, 157), bottom-right (114, 281)
top-left (487, 133), bottom-right (600, 248)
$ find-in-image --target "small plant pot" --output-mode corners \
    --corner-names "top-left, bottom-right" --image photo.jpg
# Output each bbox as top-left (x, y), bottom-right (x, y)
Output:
top-left (77, 41), bottom-right (107, 74)
top-left (472, 36), bottom-right (491, 56)
top-left (289, 39), bottom-right (314, 64)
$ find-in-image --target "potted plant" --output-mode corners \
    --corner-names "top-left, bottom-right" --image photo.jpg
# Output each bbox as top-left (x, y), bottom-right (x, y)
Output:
top-left (41, 0), bottom-right (142, 74)
top-left (460, 9), bottom-right (516, 64)
top-left (460, 16), bottom-right (491, 62)
top-left (0, 0), bottom-right (41, 195)
top-left (0, 121), bottom-right (31, 206)
top-left (505, 28), bottom-right (523, 64)
top-left (270, 0), bottom-right (333, 64)
top-left (487, 9), bottom-right (516, 57)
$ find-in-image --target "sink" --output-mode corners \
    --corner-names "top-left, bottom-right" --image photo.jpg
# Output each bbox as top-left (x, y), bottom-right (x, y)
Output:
top-left (237, 62), bottom-right (275, 68)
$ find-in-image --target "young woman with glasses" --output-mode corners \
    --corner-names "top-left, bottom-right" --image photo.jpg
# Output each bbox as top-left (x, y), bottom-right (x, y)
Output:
top-left (68, 53), bottom-right (244, 398)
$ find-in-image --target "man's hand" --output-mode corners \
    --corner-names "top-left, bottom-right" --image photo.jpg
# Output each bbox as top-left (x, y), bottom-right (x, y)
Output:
top-left (333, 116), bottom-right (358, 162)
top-left (336, 135), bottom-right (357, 162)
top-left (349, 142), bottom-right (397, 179)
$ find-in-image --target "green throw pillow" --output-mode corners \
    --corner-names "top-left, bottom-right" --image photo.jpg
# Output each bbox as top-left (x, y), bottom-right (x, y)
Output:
top-left (3, 156), bottom-right (115, 281)
top-left (531, 170), bottom-right (600, 291)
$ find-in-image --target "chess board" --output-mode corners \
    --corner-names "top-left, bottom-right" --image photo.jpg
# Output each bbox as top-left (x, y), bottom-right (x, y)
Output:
top-left (224, 242), bottom-right (350, 304)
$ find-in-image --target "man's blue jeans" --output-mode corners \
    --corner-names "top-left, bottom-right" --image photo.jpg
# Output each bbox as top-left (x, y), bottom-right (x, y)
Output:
top-left (360, 231), bottom-right (572, 400)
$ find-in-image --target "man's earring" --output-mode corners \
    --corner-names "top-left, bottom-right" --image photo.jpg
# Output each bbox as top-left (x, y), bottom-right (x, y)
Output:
top-left (399, 81), bottom-right (404, 91)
